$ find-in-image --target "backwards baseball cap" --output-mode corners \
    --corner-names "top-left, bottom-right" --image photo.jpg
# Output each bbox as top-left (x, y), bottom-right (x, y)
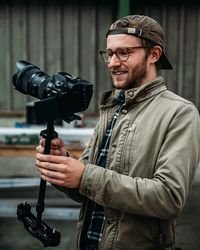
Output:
top-left (106, 15), bottom-right (173, 70)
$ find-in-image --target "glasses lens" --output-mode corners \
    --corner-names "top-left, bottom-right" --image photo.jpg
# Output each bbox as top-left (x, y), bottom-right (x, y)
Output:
top-left (100, 48), bottom-right (130, 63)
top-left (100, 50), bottom-right (111, 62)
top-left (116, 48), bottom-right (129, 61)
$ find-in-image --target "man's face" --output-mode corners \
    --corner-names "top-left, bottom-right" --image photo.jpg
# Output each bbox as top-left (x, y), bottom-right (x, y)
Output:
top-left (106, 34), bottom-right (151, 90)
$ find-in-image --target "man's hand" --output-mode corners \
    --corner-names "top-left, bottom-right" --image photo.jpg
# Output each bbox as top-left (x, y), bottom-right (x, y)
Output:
top-left (35, 153), bottom-right (85, 188)
top-left (36, 137), bottom-right (67, 156)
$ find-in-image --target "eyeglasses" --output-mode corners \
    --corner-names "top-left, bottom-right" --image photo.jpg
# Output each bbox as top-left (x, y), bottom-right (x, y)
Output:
top-left (99, 46), bottom-right (148, 63)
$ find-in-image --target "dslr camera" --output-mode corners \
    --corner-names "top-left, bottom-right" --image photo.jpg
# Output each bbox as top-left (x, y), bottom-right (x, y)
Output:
top-left (12, 60), bottom-right (93, 123)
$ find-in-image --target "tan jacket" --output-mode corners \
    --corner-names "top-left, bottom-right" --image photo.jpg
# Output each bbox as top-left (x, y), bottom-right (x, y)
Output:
top-left (61, 77), bottom-right (200, 249)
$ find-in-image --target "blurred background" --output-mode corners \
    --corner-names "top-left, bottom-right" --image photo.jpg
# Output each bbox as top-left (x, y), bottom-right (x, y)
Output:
top-left (0, 0), bottom-right (200, 249)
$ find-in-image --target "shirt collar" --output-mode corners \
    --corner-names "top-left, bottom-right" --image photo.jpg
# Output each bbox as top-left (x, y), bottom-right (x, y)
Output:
top-left (100, 76), bottom-right (166, 108)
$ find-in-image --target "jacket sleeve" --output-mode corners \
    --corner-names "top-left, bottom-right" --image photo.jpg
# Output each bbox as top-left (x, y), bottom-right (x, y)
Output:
top-left (53, 123), bottom-right (99, 202)
top-left (79, 104), bottom-right (200, 219)
top-left (53, 185), bottom-right (83, 203)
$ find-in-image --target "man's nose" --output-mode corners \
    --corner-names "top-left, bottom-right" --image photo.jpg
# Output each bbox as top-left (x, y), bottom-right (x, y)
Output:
top-left (108, 53), bottom-right (121, 66)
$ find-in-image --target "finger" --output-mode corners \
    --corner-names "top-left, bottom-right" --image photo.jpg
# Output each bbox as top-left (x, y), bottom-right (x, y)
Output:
top-left (38, 165), bottom-right (71, 187)
top-left (39, 138), bottom-right (61, 149)
top-left (35, 158), bottom-right (67, 174)
top-left (35, 159), bottom-right (59, 171)
top-left (50, 149), bottom-right (64, 156)
top-left (39, 138), bottom-right (45, 147)
top-left (51, 138), bottom-right (65, 148)
top-left (40, 173), bottom-right (66, 186)
top-left (36, 145), bottom-right (45, 153)
top-left (38, 166), bottom-right (65, 179)
top-left (36, 153), bottom-right (67, 164)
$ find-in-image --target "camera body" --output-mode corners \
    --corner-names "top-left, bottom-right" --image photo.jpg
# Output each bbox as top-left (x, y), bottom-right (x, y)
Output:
top-left (12, 60), bottom-right (93, 123)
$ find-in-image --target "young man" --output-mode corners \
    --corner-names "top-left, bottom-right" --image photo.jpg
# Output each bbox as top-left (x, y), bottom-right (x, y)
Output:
top-left (35, 15), bottom-right (200, 249)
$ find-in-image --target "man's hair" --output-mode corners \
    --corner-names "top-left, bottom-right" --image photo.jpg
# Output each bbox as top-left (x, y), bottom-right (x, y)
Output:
top-left (140, 39), bottom-right (161, 70)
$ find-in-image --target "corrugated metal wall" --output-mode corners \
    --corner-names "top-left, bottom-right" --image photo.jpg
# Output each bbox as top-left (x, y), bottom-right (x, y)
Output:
top-left (0, 0), bottom-right (200, 117)
top-left (0, 0), bottom-right (116, 115)
top-left (131, 0), bottom-right (200, 108)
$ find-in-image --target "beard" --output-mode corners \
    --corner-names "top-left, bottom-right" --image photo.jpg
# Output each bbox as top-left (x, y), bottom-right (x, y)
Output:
top-left (111, 56), bottom-right (148, 90)
top-left (126, 58), bottom-right (148, 89)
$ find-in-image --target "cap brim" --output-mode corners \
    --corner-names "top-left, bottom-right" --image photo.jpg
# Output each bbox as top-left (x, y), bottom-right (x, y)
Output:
top-left (159, 52), bottom-right (173, 70)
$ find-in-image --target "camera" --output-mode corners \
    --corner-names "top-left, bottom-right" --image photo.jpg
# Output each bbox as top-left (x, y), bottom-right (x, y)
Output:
top-left (12, 60), bottom-right (93, 123)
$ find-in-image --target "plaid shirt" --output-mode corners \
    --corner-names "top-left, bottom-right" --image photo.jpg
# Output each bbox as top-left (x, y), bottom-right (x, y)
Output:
top-left (81, 92), bottom-right (125, 250)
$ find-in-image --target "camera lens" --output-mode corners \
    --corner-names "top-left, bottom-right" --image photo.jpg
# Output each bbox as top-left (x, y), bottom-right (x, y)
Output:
top-left (12, 60), bottom-right (50, 99)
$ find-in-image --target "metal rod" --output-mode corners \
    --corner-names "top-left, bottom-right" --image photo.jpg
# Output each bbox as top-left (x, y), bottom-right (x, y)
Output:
top-left (36, 121), bottom-right (57, 225)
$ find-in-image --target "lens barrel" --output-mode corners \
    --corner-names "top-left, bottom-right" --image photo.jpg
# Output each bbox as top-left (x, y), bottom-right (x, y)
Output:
top-left (12, 60), bottom-right (50, 99)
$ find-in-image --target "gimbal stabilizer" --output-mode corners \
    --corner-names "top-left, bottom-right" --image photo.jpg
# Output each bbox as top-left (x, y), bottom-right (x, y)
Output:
top-left (13, 60), bottom-right (93, 247)
top-left (17, 121), bottom-right (61, 247)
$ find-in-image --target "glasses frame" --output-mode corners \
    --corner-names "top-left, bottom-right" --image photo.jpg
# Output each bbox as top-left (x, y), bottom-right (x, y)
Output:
top-left (99, 46), bottom-right (149, 63)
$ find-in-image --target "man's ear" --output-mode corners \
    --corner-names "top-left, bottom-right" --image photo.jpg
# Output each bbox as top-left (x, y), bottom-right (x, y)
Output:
top-left (150, 46), bottom-right (162, 64)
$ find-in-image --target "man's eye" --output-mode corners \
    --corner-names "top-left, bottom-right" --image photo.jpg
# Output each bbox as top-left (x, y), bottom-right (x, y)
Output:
top-left (117, 49), bottom-right (128, 57)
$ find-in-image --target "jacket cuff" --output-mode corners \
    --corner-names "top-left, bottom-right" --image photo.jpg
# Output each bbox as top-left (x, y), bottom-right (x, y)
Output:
top-left (79, 163), bottom-right (102, 199)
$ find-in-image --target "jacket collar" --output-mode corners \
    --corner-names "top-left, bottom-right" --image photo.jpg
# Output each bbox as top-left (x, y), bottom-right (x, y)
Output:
top-left (99, 76), bottom-right (167, 108)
